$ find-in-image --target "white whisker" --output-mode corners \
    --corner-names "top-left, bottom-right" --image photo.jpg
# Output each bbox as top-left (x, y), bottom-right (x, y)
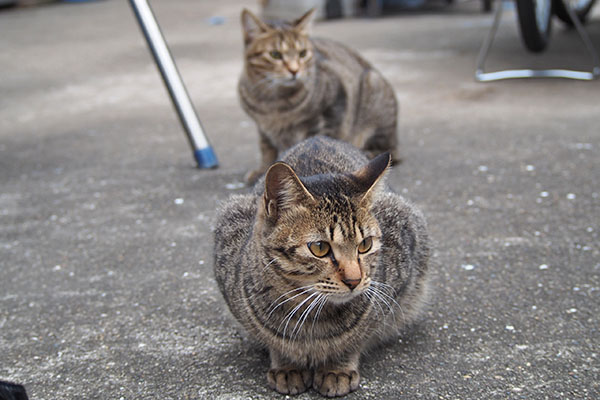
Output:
top-left (266, 285), bottom-right (314, 321)
top-left (363, 290), bottom-right (385, 316)
top-left (262, 258), bottom-right (279, 271)
top-left (368, 286), bottom-right (393, 314)
top-left (371, 280), bottom-right (396, 293)
top-left (279, 291), bottom-right (319, 339)
top-left (291, 293), bottom-right (323, 340)
top-left (310, 294), bottom-right (328, 338)
top-left (369, 283), bottom-right (406, 325)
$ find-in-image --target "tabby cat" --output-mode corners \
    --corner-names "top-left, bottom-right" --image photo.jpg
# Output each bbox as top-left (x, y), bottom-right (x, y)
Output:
top-left (213, 136), bottom-right (430, 397)
top-left (238, 8), bottom-right (399, 184)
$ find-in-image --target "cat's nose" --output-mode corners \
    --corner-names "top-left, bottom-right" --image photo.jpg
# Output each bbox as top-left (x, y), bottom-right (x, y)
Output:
top-left (286, 61), bottom-right (299, 77)
top-left (342, 278), bottom-right (361, 290)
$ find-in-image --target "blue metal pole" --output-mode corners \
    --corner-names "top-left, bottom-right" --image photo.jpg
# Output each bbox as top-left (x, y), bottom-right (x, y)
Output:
top-left (129, 0), bottom-right (218, 168)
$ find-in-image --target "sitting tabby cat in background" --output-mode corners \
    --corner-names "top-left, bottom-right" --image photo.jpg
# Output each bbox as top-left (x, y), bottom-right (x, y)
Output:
top-left (214, 137), bottom-right (429, 397)
top-left (239, 8), bottom-right (399, 184)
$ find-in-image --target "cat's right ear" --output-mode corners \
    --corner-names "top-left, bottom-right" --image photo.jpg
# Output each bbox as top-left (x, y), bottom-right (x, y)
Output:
top-left (241, 9), bottom-right (270, 46)
top-left (264, 162), bottom-right (314, 220)
top-left (352, 152), bottom-right (391, 204)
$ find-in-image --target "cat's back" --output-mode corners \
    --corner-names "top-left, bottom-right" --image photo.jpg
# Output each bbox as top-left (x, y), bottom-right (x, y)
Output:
top-left (213, 194), bottom-right (256, 298)
top-left (280, 136), bottom-right (369, 176)
top-left (311, 37), bottom-right (371, 74)
top-left (250, 137), bottom-right (370, 196)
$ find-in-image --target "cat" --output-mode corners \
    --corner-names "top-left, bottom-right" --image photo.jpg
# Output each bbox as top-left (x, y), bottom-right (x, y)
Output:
top-left (213, 136), bottom-right (430, 397)
top-left (238, 8), bottom-right (399, 184)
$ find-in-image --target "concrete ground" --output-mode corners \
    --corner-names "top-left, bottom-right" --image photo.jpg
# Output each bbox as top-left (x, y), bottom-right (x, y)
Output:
top-left (1, 0), bottom-right (599, 398)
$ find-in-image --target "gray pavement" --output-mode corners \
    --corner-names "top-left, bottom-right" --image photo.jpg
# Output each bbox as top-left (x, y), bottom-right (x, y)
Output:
top-left (1, 0), bottom-right (599, 398)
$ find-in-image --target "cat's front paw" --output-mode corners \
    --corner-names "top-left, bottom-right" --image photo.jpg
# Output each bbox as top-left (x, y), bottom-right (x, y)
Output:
top-left (267, 367), bottom-right (312, 395)
top-left (313, 368), bottom-right (360, 397)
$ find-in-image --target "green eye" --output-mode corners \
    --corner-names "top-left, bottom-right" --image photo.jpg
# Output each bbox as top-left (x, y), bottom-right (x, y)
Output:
top-left (358, 237), bottom-right (372, 254)
top-left (269, 50), bottom-right (282, 60)
top-left (299, 49), bottom-right (307, 58)
top-left (308, 241), bottom-right (330, 258)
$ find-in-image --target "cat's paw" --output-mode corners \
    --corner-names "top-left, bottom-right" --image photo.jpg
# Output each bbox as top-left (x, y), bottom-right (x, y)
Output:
top-left (267, 367), bottom-right (312, 395)
top-left (313, 368), bottom-right (360, 397)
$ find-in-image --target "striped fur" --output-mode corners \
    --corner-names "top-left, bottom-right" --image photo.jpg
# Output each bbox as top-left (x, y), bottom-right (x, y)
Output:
top-left (213, 137), bottom-right (430, 397)
top-left (238, 9), bottom-right (399, 184)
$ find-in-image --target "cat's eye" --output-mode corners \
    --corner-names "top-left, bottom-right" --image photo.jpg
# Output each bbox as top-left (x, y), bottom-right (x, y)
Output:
top-left (269, 50), bottom-right (283, 60)
top-left (299, 49), bottom-right (307, 58)
top-left (358, 237), bottom-right (373, 254)
top-left (308, 241), bottom-right (330, 258)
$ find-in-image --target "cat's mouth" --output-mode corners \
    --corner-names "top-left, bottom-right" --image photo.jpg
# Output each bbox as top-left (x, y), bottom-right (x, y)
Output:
top-left (279, 77), bottom-right (302, 87)
top-left (326, 286), bottom-right (367, 305)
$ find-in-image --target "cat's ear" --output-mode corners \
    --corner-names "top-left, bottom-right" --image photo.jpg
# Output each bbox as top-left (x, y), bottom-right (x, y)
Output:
top-left (352, 153), bottom-right (391, 203)
top-left (241, 9), bottom-right (271, 46)
top-left (293, 8), bottom-right (316, 34)
top-left (264, 162), bottom-right (314, 220)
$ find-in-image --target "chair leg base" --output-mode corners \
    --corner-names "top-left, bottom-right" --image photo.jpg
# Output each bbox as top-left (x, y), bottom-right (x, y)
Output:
top-left (475, 0), bottom-right (600, 82)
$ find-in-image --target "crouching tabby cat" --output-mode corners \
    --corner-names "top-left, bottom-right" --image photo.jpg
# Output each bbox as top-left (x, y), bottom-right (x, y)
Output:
top-left (214, 137), bottom-right (430, 397)
top-left (239, 8), bottom-right (399, 184)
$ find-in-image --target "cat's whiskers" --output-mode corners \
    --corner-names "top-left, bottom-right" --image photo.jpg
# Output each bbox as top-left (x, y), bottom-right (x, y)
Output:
top-left (262, 257), bottom-right (280, 272)
top-left (291, 293), bottom-right (324, 341)
top-left (369, 282), bottom-right (407, 326)
top-left (266, 285), bottom-right (314, 321)
top-left (365, 286), bottom-right (397, 330)
top-left (363, 289), bottom-right (385, 317)
top-left (310, 293), bottom-right (329, 338)
top-left (250, 75), bottom-right (280, 94)
top-left (370, 280), bottom-right (395, 292)
top-left (279, 291), bottom-right (319, 340)
top-left (367, 286), bottom-right (393, 312)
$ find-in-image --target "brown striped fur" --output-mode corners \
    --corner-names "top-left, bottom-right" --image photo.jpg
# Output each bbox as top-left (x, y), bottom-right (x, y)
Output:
top-left (239, 9), bottom-right (399, 184)
top-left (213, 137), bottom-right (430, 397)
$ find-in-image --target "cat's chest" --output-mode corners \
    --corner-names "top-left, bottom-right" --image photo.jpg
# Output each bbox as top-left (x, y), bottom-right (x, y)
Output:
top-left (259, 112), bottom-right (332, 148)
top-left (256, 112), bottom-right (310, 133)
top-left (249, 89), bottom-right (343, 141)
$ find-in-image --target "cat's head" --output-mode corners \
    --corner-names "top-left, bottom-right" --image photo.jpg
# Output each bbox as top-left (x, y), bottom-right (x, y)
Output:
top-left (240, 8), bottom-right (316, 86)
top-left (259, 153), bottom-right (390, 304)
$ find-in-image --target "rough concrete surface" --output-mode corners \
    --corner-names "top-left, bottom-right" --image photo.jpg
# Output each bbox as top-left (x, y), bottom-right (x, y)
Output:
top-left (1, 0), bottom-right (599, 399)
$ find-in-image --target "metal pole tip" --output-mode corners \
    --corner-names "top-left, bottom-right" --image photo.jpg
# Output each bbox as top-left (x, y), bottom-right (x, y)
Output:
top-left (194, 147), bottom-right (219, 169)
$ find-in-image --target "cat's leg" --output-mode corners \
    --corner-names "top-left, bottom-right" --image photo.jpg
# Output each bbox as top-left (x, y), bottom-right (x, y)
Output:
top-left (245, 132), bottom-right (278, 184)
top-left (355, 68), bottom-right (401, 164)
top-left (266, 348), bottom-right (312, 395)
top-left (313, 352), bottom-right (361, 397)
top-left (362, 125), bottom-right (401, 164)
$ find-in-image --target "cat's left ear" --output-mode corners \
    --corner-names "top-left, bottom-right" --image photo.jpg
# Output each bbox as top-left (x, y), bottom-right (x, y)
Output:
top-left (293, 8), bottom-right (317, 34)
top-left (352, 153), bottom-right (391, 203)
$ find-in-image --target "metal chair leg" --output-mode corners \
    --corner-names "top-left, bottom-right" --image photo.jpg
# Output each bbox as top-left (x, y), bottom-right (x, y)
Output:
top-left (475, 0), bottom-right (600, 82)
top-left (130, 0), bottom-right (218, 168)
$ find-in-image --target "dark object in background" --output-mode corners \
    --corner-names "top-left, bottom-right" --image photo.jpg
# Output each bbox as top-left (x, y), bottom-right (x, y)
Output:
top-left (325, 0), bottom-right (343, 18)
top-left (0, 381), bottom-right (29, 400)
top-left (553, 0), bottom-right (596, 26)
top-left (0, 0), bottom-right (17, 9)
